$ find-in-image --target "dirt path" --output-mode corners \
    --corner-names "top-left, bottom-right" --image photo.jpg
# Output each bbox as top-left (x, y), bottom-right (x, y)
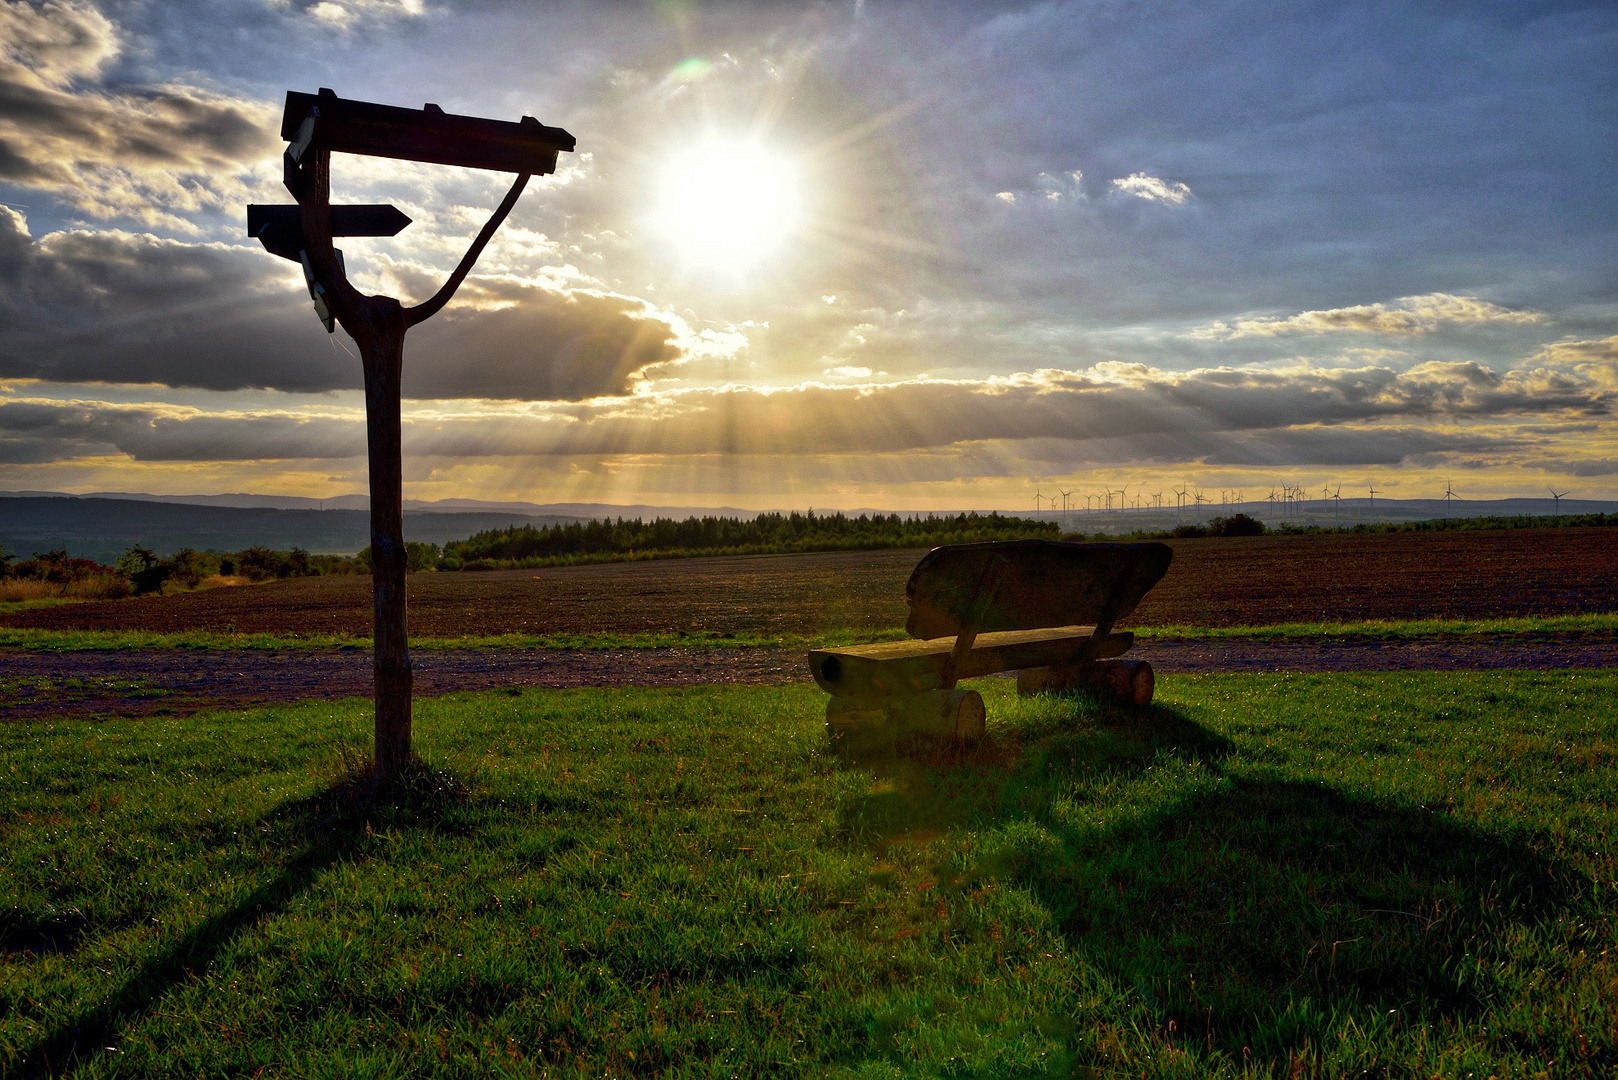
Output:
top-left (4, 637), bottom-right (1612, 721)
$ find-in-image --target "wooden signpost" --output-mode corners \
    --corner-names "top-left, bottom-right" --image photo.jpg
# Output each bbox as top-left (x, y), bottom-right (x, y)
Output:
top-left (249, 88), bottom-right (574, 784)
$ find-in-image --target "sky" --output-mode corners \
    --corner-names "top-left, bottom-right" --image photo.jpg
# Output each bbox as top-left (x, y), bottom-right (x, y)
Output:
top-left (0, 0), bottom-right (1614, 511)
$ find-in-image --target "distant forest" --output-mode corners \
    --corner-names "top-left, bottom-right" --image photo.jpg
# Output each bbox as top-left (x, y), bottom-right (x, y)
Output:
top-left (437, 511), bottom-right (1058, 570)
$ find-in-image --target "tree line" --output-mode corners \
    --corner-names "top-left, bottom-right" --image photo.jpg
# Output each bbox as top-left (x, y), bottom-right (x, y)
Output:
top-left (435, 511), bottom-right (1058, 570)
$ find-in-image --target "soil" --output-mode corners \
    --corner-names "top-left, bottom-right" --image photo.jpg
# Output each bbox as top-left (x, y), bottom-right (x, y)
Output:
top-left (3, 528), bottom-right (1612, 721)
top-left (3, 528), bottom-right (1614, 638)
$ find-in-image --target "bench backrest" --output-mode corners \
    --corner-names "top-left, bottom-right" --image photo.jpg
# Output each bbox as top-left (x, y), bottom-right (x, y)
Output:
top-left (904, 539), bottom-right (1173, 639)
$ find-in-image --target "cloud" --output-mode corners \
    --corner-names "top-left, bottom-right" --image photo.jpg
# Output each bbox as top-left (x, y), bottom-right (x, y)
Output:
top-left (1108, 173), bottom-right (1191, 205)
top-left (0, 396), bottom-right (365, 463)
top-left (992, 170), bottom-right (1085, 207)
top-left (2, 351), bottom-right (1610, 481)
top-left (1190, 293), bottom-right (1546, 340)
top-left (1532, 334), bottom-right (1618, 390)
top-left (404, 285), bottom-right (683, 400)
top-left (304, 0), bottom-right (430, 31)
top-left (0, 0), bottom-right (277, 229)
top-left (0, 0), bottom-right (118, 87)
top-left (0, 209), bottom-right (689, 400)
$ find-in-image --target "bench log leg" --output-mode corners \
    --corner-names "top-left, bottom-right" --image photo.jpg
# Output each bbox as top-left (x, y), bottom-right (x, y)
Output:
top-left (1017, 658), bottom-right (1155, 706)
top-left (826, 688), bottom-right (986, 746)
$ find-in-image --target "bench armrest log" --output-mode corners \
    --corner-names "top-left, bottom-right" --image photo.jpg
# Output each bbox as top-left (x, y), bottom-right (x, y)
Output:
top-left (808, 625), bottom-right (1133, 699)
top-left (1018, 658), bottom-right (1155, 706)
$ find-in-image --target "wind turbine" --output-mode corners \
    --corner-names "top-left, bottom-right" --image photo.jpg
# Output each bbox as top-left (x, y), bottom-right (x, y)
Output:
top-left (1443, 479), bottom-right (1456, 520)
top-left (1331, 484), bottom-right (1343, 527)
top-left (1059, 488), bottom-right (1073, 524)
top-left (1549, 487), bottom-right (1570, 515)
top-left (1034, 489), bottom-right (1043, 516)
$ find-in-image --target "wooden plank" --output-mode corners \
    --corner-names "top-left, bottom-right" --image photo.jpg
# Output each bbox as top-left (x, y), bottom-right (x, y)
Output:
top-left (282, 89), bottom-right (574, 175)
top-left (807, 626), bottom-right (1133, 699)
top-left (905, 540), bottom-right (1172, 638)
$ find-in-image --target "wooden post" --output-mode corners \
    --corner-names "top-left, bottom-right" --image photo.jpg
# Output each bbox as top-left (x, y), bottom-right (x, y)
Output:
top-left (298, 149), bottom-right (414, 784)
top-left (357, 307), bottom-right (411, 780)
top-left (298, 149), bottom-right (527, 786)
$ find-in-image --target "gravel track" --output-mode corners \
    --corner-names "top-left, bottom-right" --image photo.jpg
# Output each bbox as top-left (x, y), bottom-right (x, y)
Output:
top-left (5, 636), bottom-right (1611, 721)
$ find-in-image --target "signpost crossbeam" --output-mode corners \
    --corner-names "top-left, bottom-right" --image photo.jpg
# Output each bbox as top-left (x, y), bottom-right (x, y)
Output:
top-left (281, 89), bottom-right (574, 175)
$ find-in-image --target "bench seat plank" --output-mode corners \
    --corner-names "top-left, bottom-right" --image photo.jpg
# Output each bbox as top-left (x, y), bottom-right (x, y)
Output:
top-left (809, 626), bottom-right (1134, 698)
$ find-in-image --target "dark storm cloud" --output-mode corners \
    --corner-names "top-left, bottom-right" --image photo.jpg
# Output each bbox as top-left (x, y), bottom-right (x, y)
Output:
top-left (404, 286), bottom-right (681, 400)
top-left (0, 398), bottom-right (365, 461)
top-left (0, 209), bottom-right (685, 399)
top-left (0, 209), bottom-right (362, 392)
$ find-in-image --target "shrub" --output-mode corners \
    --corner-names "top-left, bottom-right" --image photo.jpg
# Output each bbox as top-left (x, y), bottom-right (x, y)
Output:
top-left (166, 548), bottom-right (212, 588)
top-left (1172, 514), bottom-right (1267, 539)
top-left (1209, 513), bottom-right (1267, 537)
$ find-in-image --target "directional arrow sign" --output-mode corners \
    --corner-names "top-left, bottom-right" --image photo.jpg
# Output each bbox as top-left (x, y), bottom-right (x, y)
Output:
top-left (247, 203), bottom-right (412, 263)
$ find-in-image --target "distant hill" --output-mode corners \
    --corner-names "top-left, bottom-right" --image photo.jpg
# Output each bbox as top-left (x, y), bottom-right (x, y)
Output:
top-left (0, 496), bottom-right (586, 564)
top-left (0, 490), bottom-right (783, 518)
top-left (3, 490), bottom-right (1614, 564)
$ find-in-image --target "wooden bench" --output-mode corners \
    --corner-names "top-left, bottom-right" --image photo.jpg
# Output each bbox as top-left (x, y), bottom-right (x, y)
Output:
top-left (807, 539), bottom-right (1173, 744)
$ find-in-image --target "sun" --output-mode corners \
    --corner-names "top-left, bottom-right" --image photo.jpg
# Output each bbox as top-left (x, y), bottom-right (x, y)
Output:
top-left (654, 136), bottom-right (802, 271)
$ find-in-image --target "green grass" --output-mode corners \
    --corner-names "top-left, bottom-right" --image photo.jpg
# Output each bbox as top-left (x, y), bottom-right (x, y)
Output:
top-left (2, 611), bottom-right (1614, 654)
top-left (4, 673), bottom-right (1616, 1076)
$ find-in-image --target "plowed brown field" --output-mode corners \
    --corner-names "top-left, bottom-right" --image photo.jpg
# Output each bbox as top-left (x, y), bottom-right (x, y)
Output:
top-left (4, 528), bottom-right (1613, 637)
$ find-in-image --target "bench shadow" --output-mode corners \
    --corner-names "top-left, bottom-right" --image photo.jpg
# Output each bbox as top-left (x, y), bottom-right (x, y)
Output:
top-left (7, 763), bottom-right (470, 1080)
top-left (832, 697), bottom-right (1231, 845)
top-left (829, 695), bottom-right (1573, 1066)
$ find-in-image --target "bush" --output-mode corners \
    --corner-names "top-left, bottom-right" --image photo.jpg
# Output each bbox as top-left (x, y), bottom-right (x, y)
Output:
top-left (1209, 513), bottom-right (1267, 537)
top-left (353, 542), bottom-right (442, 574)
top-left (1172, 514), bottom-right (1266, 539)
top-left (4, 548), bottom-right (129, 601)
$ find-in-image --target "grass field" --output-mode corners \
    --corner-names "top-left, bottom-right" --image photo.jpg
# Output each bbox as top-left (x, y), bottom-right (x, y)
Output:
top-left (4, 672), bottom-right (1616, 1077)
